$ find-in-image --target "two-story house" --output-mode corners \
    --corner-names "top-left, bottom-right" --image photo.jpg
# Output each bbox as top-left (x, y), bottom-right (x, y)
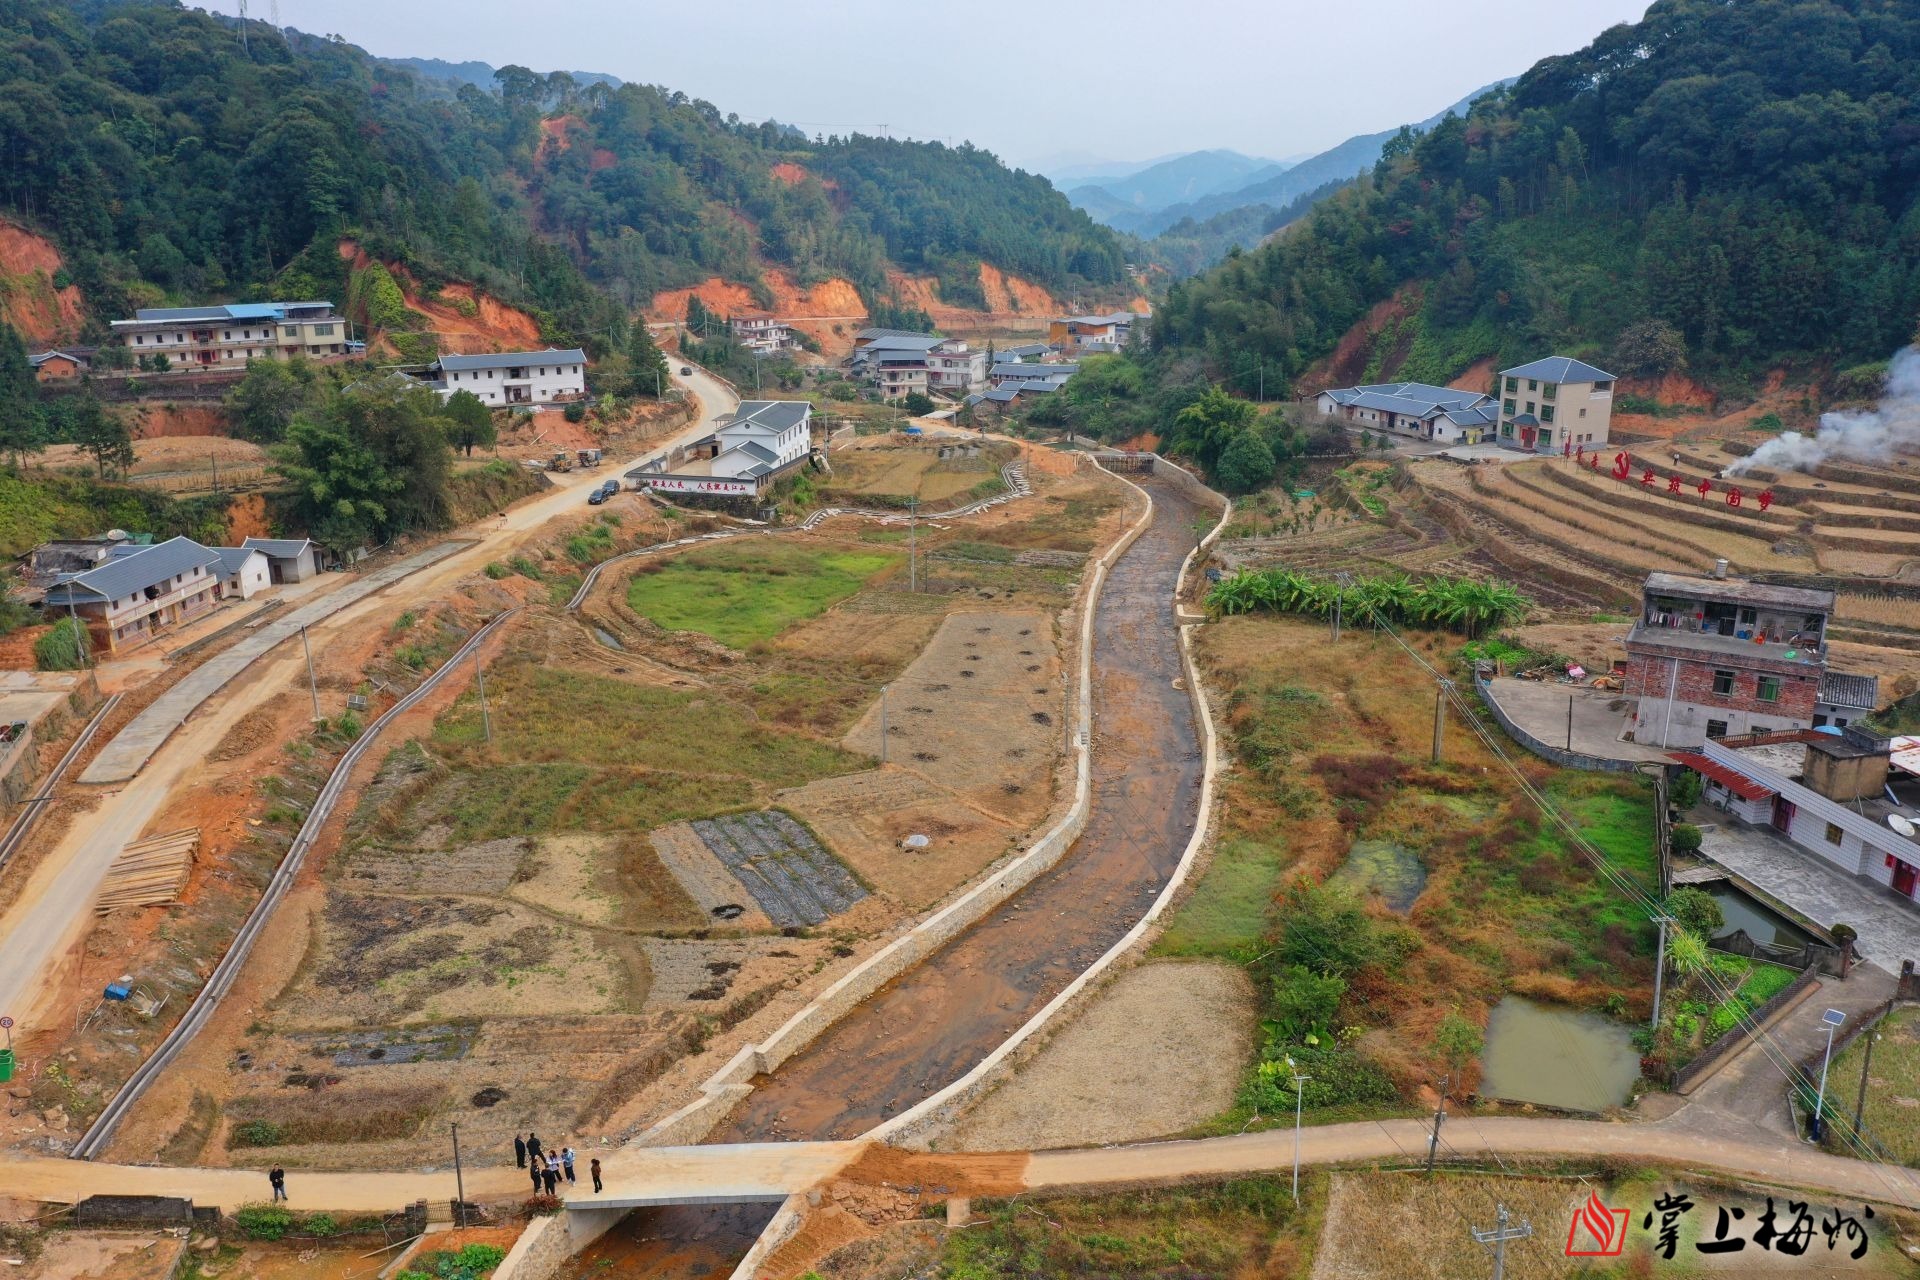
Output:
top-left (711, 400), bottom-right (812, 482)
top-left (109, 302), bottom-right (347, 368)
top-left (1494, 356), bottom-right (1616, 453)
top-left (426, 349), bottom-right (588, 406)
top-left (41, 536), bottom-right (222, 651)
top-left (1047, 312), bottom-right (1141, 354)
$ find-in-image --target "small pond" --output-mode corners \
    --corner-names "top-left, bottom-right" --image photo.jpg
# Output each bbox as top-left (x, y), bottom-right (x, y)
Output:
top-left (1702, 881), bottom-right (1818, 951)
top-left (1479, 996), bottom-right (1639, 1112)
top-left (1331, 839), bottom-right (1427, 913)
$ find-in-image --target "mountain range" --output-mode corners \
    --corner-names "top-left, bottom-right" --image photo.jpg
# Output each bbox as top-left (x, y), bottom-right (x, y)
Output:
top-left (1070, 80), bottom-right (1515, 242)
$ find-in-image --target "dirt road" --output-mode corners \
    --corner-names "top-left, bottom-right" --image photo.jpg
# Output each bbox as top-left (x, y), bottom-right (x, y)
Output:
top-left (0, 370), bottom-right (736, 1034)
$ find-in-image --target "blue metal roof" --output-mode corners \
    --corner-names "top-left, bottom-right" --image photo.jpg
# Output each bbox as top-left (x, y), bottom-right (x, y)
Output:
top-left (436, 348), bottom-right (586, 372)
top-left (127, 301), bottom-right (334, 324)
top-left (1500, 356), bottom-right (1616, 384)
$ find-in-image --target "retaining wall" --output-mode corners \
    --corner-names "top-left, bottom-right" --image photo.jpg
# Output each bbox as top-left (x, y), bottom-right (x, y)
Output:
top-left (1671, 964), bottom-right (1823, 1094)
top-left (728, 479), bottom-right (1233, 1279)
top-left (1473, 673), bottom-right (1645, 774)
top-left (495, 459), bottom-right (1158, 1280)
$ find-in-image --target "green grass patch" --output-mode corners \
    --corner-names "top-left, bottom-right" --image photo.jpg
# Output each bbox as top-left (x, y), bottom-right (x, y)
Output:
top-left (624, 542), bottom-right (900, 648)
top-left (946, 1177), bottom-right (1319, 1280)
top-left (1153, 836), bottom-right (1286, 958)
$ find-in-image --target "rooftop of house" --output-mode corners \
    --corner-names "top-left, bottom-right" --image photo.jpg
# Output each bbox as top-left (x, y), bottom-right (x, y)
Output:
top-left (1059, 312), bottom-right (1138, 327)
top-left (1819, 671), bottom-right (1881, 711)
top-left (1443, 404), bottom-right (1500, 427)
top-left (854, 327), bottom-right (935, 342)
top-left (116, 302), bottom-right (336, 325)
top-left (1000, 344), bottom-right (1052, 358)
top-left (434, 349), bottom-right (587, 373)
top-left (857, 334), bottom-right (945, 355)
top-left (1626, 623), bottom-right (1827, 666)
top-left (28, 347), bottom-right (96, 365)
top-left (42, 536), bottom-right (219, 605)
top-left (1500, 355), bottom-right (1617, 384)
top-left (211, 546), bottom-right (266, 576)
top-left (992, 362), bottom-right (1079, 380)
top-left (1323, 382), bottom-right (1493, 418)
top-left (1642, 572), bottom-right (1835, 614)
top-left (726, 401), bottom-right (812, 434)
top-left (241, 537), bottom-right (314, 559)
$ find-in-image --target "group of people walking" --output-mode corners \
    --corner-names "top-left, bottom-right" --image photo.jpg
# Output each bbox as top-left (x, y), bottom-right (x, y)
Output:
top-left (514, 1132), bottom-right (603, 1195)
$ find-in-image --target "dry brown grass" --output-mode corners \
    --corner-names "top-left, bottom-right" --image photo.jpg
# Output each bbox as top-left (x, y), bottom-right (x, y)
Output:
top-left (1837, 592), bottom-right (1920, 631)
top-left (225, 1083), bottom-right (443, 1149)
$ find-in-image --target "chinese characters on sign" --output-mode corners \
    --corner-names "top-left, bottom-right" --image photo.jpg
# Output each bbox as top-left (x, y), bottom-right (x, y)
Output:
top-left (1572, 451), bottom-right (1773, 512)
top-left (1564, 1190), bottom-right (1875, 1262)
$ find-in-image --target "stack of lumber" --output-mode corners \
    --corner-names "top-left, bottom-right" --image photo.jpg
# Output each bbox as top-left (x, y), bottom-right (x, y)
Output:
top-left (95, 827), bottom-right (198, 914)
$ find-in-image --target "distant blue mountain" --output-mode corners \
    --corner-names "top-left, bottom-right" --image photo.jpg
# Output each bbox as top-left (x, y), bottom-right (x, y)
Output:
top-left (1096, 79), bottom-right (1516, 239)
top-left (1065, 149), bottom-right (1283, 220)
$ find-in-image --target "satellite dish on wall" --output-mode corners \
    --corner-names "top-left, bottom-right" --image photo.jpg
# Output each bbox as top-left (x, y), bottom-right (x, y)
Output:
top-left (1888, 813), bottom-right (1916, 839)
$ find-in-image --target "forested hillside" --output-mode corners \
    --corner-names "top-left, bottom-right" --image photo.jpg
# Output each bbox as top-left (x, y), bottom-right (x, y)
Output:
top-left (0, 0), bottom-right (1126, 349)
top-left (1155, 0), bottom-right (1920, 395)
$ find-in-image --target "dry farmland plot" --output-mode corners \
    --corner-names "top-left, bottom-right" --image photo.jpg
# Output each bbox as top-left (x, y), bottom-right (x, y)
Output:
top-left (819, 440), bottom-right (1015, 505)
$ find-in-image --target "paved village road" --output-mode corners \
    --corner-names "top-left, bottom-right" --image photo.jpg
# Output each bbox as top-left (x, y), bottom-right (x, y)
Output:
top-left (0, 368), bottom-right (735, 1031)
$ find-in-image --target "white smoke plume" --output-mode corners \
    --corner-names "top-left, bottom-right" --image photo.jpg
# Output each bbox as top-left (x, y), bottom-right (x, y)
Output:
top-left (1729, 346), bottom-right (1920, 476)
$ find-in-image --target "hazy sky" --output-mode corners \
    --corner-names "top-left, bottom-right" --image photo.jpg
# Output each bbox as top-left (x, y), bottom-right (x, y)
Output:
top-left (250, 0), bottom-right (1652, 172)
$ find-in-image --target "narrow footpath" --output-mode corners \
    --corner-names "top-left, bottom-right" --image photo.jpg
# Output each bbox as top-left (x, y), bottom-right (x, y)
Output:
top-left (592, 472), bottom-right (1211, 1275)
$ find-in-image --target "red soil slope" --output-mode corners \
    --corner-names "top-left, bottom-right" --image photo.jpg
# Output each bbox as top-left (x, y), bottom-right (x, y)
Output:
top-left (0, 221), bottom-right (86, 345)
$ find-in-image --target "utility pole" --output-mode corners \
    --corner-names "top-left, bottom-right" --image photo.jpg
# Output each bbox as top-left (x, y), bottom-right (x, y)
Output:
top-left (475, 651), bottom-right (493, 744)
top-left (1813, 1007), bottom-right (1845, 1141)
top-left (1852, 1026), bottom-right (1880, 1140)
top-left (907, 497), bottom-right (918, 592)
top-left (299, 625), bottom-right (320, 719)
top-left (1431, 680), bottom-right (1451, 764)
top-left (1567, 693), bottom-right (1575, 751)
top-left (878, 684), bottom-right (889, 764)
top-left (1425, 1075), bottom-right (1449, 1176)
top-left (450, 1122), bottom-right (467, 1229)
top-left (1285, 1056), bottom-right (1310, 1203)
top-left (1331, 591), bottom-right (1342, 643)
top-left (211, 451), bottom-right (219, 494)
top-left (1471, 1204), bottom-right (1532, 1280)
top-left (1650, 915), bottom-right (1676, 1027)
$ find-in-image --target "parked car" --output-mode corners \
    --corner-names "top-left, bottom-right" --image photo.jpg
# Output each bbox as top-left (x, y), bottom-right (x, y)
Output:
top-left (679, 366), bottom-right (692, 376)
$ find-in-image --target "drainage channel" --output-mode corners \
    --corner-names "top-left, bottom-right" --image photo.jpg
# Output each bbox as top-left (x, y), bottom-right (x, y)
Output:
top-left (565, 474), bottom-right (1210, 1278)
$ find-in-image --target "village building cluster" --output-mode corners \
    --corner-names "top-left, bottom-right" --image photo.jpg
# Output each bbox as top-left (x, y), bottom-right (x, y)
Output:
top-left (1312, 356), bottom-right (1617, 452)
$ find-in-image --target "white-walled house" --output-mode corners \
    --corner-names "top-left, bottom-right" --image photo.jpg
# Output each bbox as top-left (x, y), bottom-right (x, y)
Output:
top-left (1677, 730), bottom-right (1920, 905)
top-left (212, 546), bottom-right (272, 600)
top-left (1312, 382), bottom-right (1500, 445)
top-left (712, 401), bottom-right (812, 481)
top-left (427, 349), bottom-right (587, 406)
top-left (41, 536), bottom-right (221, 652)
top-left (241, 537), bottom-right (322, 584)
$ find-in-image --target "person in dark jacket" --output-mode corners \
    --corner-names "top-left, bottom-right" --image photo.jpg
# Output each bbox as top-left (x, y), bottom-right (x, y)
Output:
top-left (529, 1159), bottom-right (543, 1193)
top-left (514, 1133), bottom-right (528, 1168)
top-left (541, 1162), bottom-right (559, 1196)
top-left (527, 1132), bottom-right (543, 1162)
top-left (590, 1158), bottom-right (603, 1194)
top-left (268, 1166), bottom-right (287, 1202)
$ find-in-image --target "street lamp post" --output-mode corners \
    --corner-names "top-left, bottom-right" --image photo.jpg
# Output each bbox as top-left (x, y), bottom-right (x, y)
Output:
top-left (1285, 1055), bottom-right (1310, 1203)
top-left (1812, 1007), bottom-right (1846, 1141)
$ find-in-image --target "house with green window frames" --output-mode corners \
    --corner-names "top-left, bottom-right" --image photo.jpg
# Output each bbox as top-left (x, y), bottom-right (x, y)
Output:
top-left (1493, 356), bottom-right (1616, 454)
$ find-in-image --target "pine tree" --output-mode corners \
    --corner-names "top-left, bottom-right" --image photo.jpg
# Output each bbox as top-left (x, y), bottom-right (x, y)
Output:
top-left (626, 324), bottom-right (670, 397)
top-left (0, 323), bottom-right (43, 472)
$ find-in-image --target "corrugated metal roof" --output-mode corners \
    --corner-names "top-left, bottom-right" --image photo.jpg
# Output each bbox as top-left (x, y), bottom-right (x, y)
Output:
top-left (124, 301), bottom-right (334, 324)
top-left (1500, 355), bottom-right (1616, 384)
top-left (436, 348), bottom-right (586, 372)
top-left (855, 327), bottom-right (933, 341)
top-left (43, 536), bottom-right (218, 604)
top-left (1668, 752), bottom-right (1777, 802)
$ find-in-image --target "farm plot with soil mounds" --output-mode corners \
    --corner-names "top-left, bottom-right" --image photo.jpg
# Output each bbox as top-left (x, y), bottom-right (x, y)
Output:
top-left (818, 438), bottom-right (1016, 506)
top-left (688, 810), bottom-right (867, 927)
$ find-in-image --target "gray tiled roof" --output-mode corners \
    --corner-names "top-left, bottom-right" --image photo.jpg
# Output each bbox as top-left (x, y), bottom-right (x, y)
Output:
top-left (211, 546), bottom-right (265, 576)
top-left (860, 334), bottom-right (943, 353)
top-left (1500, 355), bottom-right (1616, 384)
top-left (1442, 404), bottom-right (1500, 427)
top-left (855, 327), bottom-right (934, 341)
top-left (241, 537), bottom-right (314, 559)
top-left (1818, 671), bottom-right (1880, 710)
top-left (729, 401), bottom-right (812, 434)
top-left (435, 348), bottom-right (586, 372)
top-left (43, 536), bottom-right (218, 605)
top-left (1324, 382), bottom-right (1491, 415)
top-left (992, 363), bottom-right (1079, 380)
